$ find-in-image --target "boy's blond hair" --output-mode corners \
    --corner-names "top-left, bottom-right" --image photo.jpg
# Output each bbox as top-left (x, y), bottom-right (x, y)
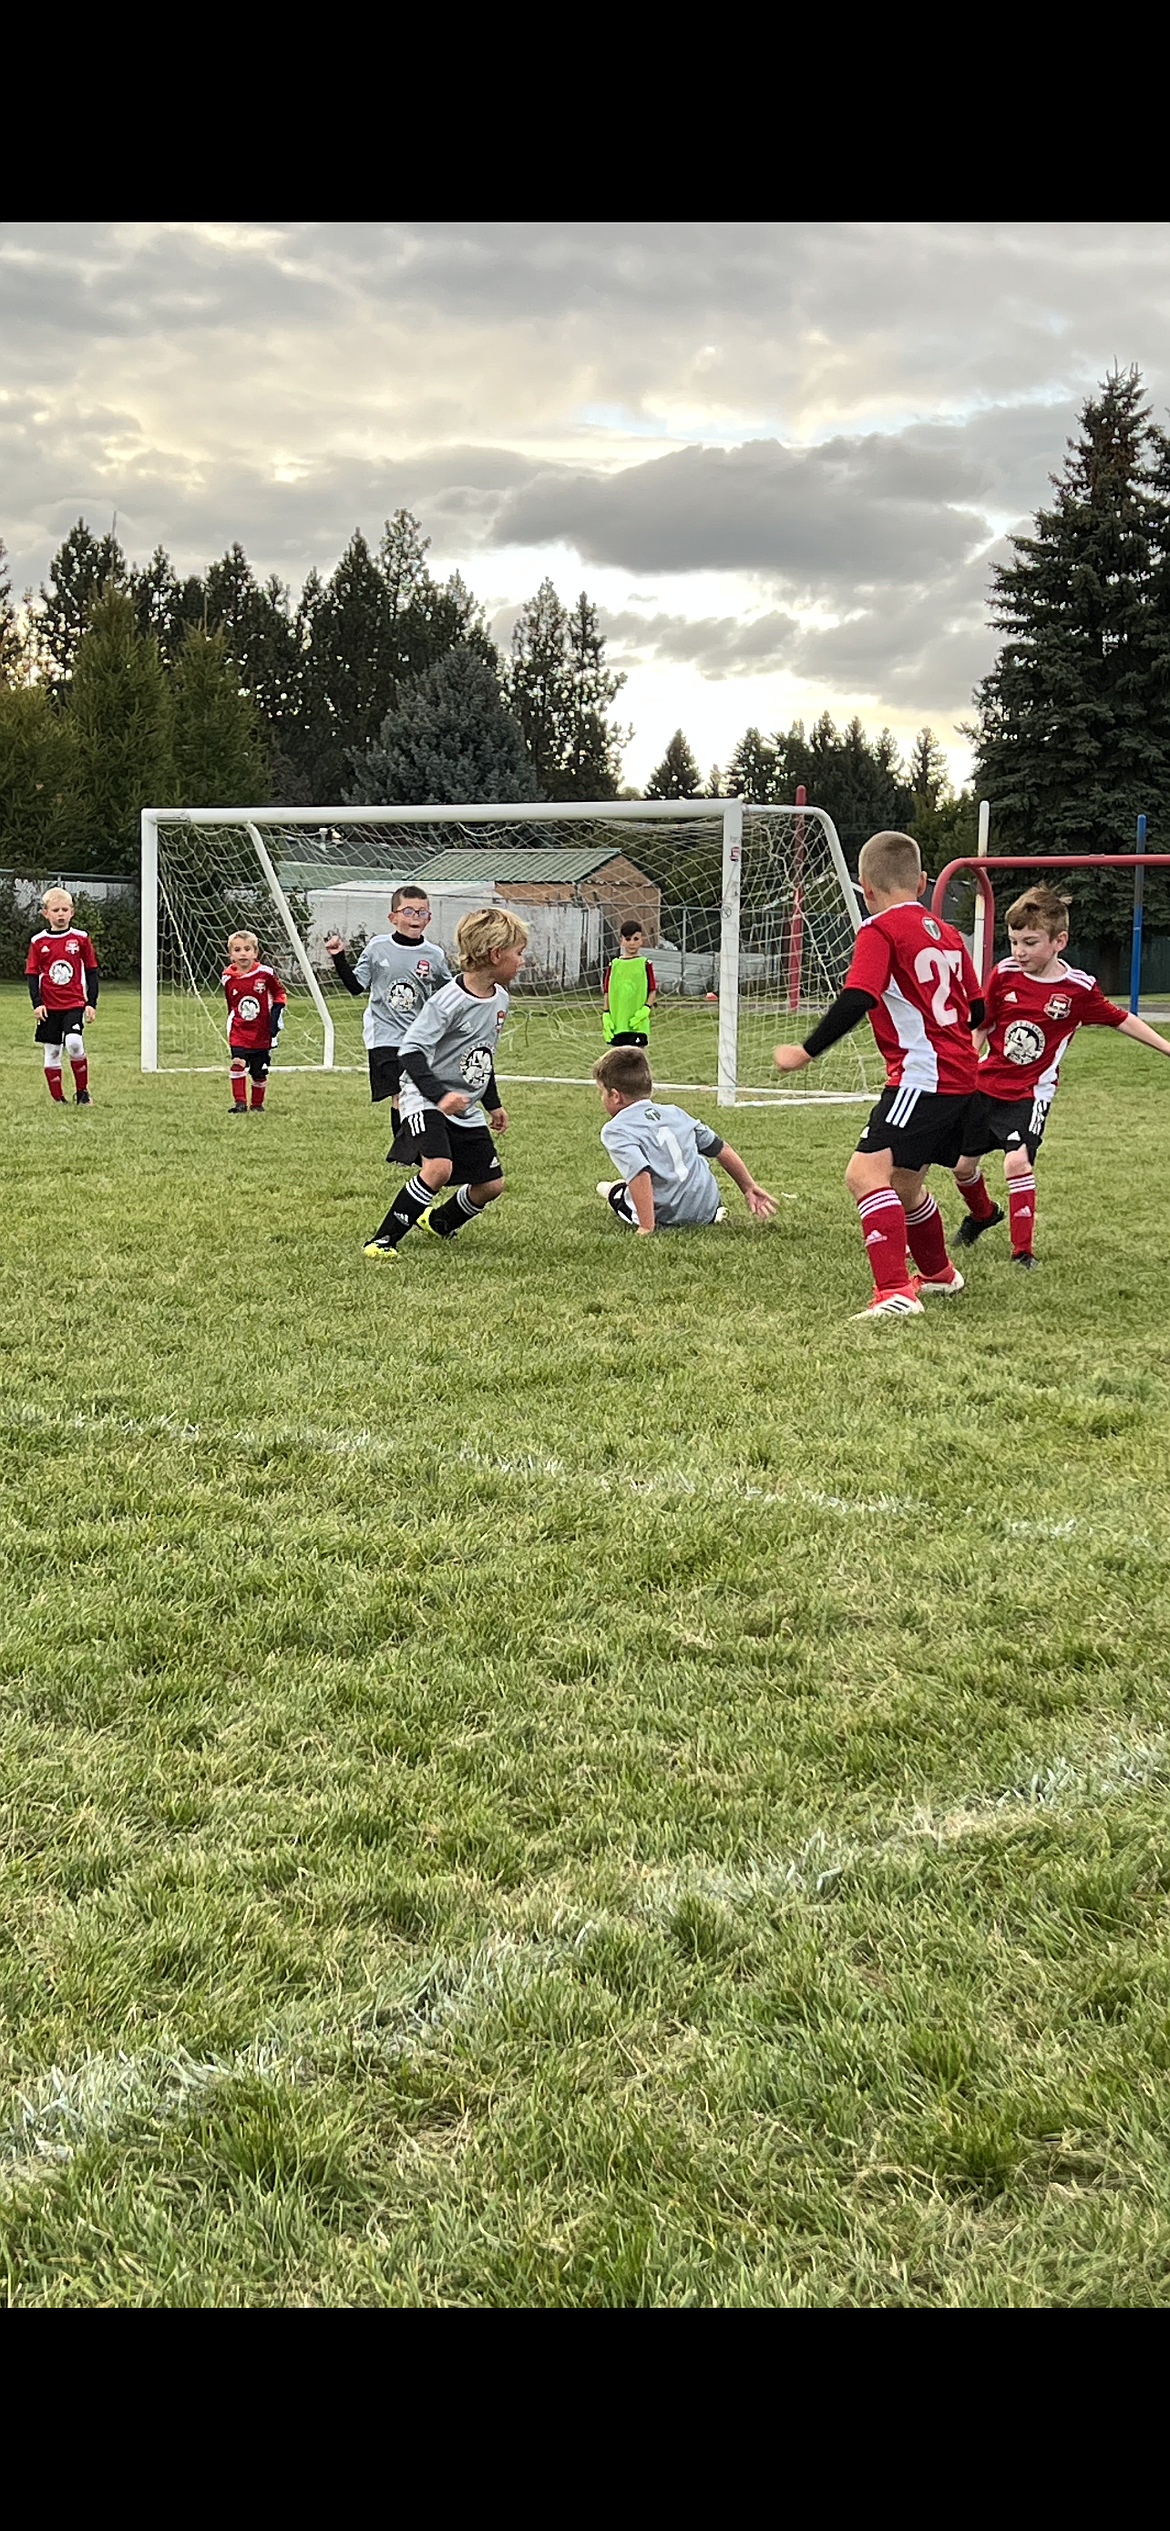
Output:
top-left (41, 886), bottom-right (73, 912)
top-left (858, 831), bottom-right (922, 897)
top-left (456, 907), bottom-right (528, 969)
top-left (1006, 883), bottom-right (1071, 937)
top-left (593, 1045), bottom-right (653, 1099)
top-left (227, 929), bottom-right (259, 956)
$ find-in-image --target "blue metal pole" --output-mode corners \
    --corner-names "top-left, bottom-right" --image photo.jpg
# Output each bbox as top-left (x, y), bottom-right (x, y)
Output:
top-left (1130, 814), bottom-right (1147, 1013)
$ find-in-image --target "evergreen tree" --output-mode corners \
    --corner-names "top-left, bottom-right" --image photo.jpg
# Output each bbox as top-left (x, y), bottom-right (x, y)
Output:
top-left (34, 518), bottom-right (127, 692)
top-left (645, 729), bottom-right (703, 798)
top-left (908, 726), bottom-right (950, 811)
top-left (725, 727), bottom-right (780, 802)
top-left (67, 589), bottom-right (173, 871)
top-left (349, 646), bottom-right (536, 805)
top-left (171, 626), bottom-right (271, 805)
top-left (0, 681), bottom-right (78, 862)
top-left (129, 547), bottom-right (206, 662)
top-left (506, 581), bottom-right (628, 797)
top-left (0, 539), bottom-right (22, 681)
top-left (970, 366), bottom-right (1170, 945)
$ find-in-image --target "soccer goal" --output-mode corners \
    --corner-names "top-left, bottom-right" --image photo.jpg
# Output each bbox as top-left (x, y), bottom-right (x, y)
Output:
top-left (141, 798), bottom-right (877, 1105)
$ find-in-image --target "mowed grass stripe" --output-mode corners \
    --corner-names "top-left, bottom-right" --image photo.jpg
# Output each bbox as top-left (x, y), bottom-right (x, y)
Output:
top-left (1, 984), bottom-right (1170, 2304)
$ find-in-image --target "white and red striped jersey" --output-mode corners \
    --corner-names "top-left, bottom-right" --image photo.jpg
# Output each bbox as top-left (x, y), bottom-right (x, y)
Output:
top-left (222, 961), bottom-right (286, 1048)
top-left (845, 902), bottom-right (981, 1094)
top-left (979, 957), bottom-right (1125, 1101)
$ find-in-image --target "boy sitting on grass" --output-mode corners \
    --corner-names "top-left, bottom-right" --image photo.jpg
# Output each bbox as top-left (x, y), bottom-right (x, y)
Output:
top-left (593, 1045), bottom-right (777, 1233)
top-left (363, 907), bottom-right (528, 1259)
top-left (952, 881), bottom-right (1170, 1268)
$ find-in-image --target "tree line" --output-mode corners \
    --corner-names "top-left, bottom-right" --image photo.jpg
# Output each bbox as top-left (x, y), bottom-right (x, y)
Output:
top-left (0, 513), bottom-right (630, 873)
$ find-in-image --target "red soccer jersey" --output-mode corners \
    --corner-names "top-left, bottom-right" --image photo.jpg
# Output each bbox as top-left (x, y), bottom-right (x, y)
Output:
top-left (845, 902), bottom-right (981, 1094)
top-left (978, 957), bottom-right (1125, 1101)
top-left (26, 927), bottom-right (98, 1011)
top-left (222, 962), bottom-right (286, 1048)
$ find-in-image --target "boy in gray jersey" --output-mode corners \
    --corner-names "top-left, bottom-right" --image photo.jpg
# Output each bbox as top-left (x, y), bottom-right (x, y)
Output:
top-left (593, 1046), bottom-right (777, 1232)
top-left (363, 907), bottom-right (529, 1259)
top-left (326, 886), bottom-right (453, 1121)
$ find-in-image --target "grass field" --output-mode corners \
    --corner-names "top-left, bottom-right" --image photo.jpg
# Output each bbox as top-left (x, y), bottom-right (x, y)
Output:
top-left (3, 982), bottom-right (1170, 2307)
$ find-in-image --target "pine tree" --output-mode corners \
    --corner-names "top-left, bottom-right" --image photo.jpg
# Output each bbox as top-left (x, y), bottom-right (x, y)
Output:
top-left (645, 729), bottom-right (702, 799)
top-left (506, 582), bottom-right (628, 797)
top-left (34, 518), bottom-right (127, 692)
top-left (970, 366), bottom-right (1170, 945)
top-left (171, 626), bottom-right (271, 805)
top-left (0, 540), bottom-right (22, 681)
top-left (908, 727), bottom-right (950, 811)
top-left (725, 727), bottom-right (780, 802)
top-left (67, 589), bottom-right (173, 871)
top-left (349, 647), bottom-right (536, 805)
top-left (0, 682), bottom-right (78, 862)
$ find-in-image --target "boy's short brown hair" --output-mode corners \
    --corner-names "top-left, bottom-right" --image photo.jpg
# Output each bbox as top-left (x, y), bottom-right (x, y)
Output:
top-left (1006, 883), bottom-right (1071, 937)
top-left (455, 907), bottom-right (529, 969)
top-left (593, 1046), bottom-right (653, 1098)
top-left (858, 831), bottom-right (923, 896)
top-left (390, 885), bottom-right (428, 912)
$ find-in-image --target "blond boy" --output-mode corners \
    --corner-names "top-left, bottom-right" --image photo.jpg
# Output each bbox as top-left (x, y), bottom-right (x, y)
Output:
top-left (953, 882), bottom-right (1170, 1266)
top-left (222, 931), bottom-right (287, 1112)
top-left (364, 908), bottom-right (527, 1257)
top-left (25, 888), bottom-right (99, 1105)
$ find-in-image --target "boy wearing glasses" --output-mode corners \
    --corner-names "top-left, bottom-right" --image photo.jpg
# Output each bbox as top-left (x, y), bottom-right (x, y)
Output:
top-left (326, 885), bottom-right (453, 1127)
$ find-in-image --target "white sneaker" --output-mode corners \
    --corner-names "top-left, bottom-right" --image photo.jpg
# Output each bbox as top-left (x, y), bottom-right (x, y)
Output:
top-left (915, 1265), bottom-right (965, 1296)
top-left (596, 1180), bottom-right (619, 1199)
top-left (714, 1205), bottom-right (728, 1222)
top-left (852, 1285), bottom-right (925, 1319)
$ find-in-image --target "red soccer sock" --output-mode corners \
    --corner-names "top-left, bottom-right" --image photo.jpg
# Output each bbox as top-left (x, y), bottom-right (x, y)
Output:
top-left (1009, 1175), bottom-right (1036, 1254)
top-left (70, 1054), bottom-right (89, 1095)
top-left (856, 1188), bottom-right (912, 1293)
top-left (45, 1064), bottom-right (65, 1102)
top-left (231, 1074), bottom-right (247, 1107)
top-left (903, 1190), bottom-right (951, 1280)
top-left (956, 1166), bottom-right (996, 1223)
top-left (250, 1078), bottom-right (267, 1108)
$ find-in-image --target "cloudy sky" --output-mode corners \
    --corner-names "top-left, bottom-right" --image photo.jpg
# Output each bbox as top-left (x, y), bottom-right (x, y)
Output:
top-left (3, 221), bottom-right (1168, 789)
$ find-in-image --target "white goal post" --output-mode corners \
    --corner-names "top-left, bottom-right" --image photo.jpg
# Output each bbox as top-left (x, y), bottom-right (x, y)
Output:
top-left (141, 797), bottom-right (876, 1105)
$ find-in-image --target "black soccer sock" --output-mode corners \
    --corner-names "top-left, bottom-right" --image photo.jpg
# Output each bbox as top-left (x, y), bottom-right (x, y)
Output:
top-left (372, 1175), bottom-right (433, 1247)
top-left (429, 1186), bottom-right (488, 1238)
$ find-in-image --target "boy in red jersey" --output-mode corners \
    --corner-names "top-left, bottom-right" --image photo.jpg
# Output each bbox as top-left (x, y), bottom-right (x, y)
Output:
top-left (952, 883), bottom-right (1170, 1267)
top-left (222, 931), bottom-right (287, 1111)
top-left (26, 887), bottom-right (99, 1104)
top-left (775, 830), bottom-right (982, 1319)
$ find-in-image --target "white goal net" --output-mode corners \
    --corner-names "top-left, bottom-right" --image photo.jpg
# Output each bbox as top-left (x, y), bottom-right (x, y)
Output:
top-left (142, 800), bottom-right (877, 1104)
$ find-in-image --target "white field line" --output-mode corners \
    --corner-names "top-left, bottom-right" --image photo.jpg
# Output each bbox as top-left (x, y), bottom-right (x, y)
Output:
top-left (4, 1735), bottom-right (1166, 2183)
top-left (0, 1399), bottom-right (1161, 1549)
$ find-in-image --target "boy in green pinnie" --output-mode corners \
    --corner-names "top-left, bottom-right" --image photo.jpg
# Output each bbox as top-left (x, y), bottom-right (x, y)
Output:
top-left (602, 921), bottom-right (657, 1047)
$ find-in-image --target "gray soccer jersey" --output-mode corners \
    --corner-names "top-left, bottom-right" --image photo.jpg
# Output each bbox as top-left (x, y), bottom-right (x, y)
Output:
top-left (397, 979), bottom-right (510, 1130)
top-left (600, 1098), bottom-right (724, 1227)
top-left (352, 934), bottom-right (453, 1048)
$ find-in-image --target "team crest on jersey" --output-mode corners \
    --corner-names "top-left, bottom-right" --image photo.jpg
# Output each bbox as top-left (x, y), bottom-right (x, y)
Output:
top-left (387, 978), bottom-right (419, 1014)
top-left (1044, 993), bottom-right (1073, 1019)
top-left (48, 959), bottom-right (74, 985)
top-left (1003, 1018), bottom-right (1046, 1067)
top-left (237, 993), bottom-right (261, 1023)
top-left (495, 1010), bottom-right (506, 1033)
top-left (414, 958), bottom-right (431, 978)
top-left (461, 1046), bottom-right (494, 1091)
top-left (922, 917), bottom-right (941, 940)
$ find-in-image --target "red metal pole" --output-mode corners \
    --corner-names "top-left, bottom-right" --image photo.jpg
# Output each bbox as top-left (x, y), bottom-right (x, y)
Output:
top-left (930, 856), bottom-right (1170, 993)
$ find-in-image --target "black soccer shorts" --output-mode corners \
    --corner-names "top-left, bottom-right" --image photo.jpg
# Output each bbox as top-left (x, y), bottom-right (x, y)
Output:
top-left (961, 1088), bottom-right (1050, 1167)
top-left (229, 1043), bottom-right (272, 1081)
top-left (388, 1109), bottom-right (503, 1187)
top-left (35, 1005), bottom-right (85, 1044)
top-left (856, 1085), bottom-right (974, 1173)
top-left (368, 1047), bottom-right (403, 1106)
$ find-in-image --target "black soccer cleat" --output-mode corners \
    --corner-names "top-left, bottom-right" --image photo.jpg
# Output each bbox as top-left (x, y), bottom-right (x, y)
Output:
top-left (955, 1203), bottom-right (1004, 1247)
top-left (229, 1101), bottom-right (248, 1114)
top-left (75, 1089), bottom-right (92, 1106)
top-left (1011, 1249), bottom-right (1037, 1269)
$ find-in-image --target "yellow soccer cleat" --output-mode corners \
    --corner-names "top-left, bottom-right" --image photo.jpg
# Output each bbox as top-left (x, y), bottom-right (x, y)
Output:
top-left (362, 1238), bottom-right (399, 1262)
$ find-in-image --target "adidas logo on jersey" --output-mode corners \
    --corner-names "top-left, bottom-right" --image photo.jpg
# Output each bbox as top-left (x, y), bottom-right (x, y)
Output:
top-left (1003, 990), bottom-right (1018, 1002)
